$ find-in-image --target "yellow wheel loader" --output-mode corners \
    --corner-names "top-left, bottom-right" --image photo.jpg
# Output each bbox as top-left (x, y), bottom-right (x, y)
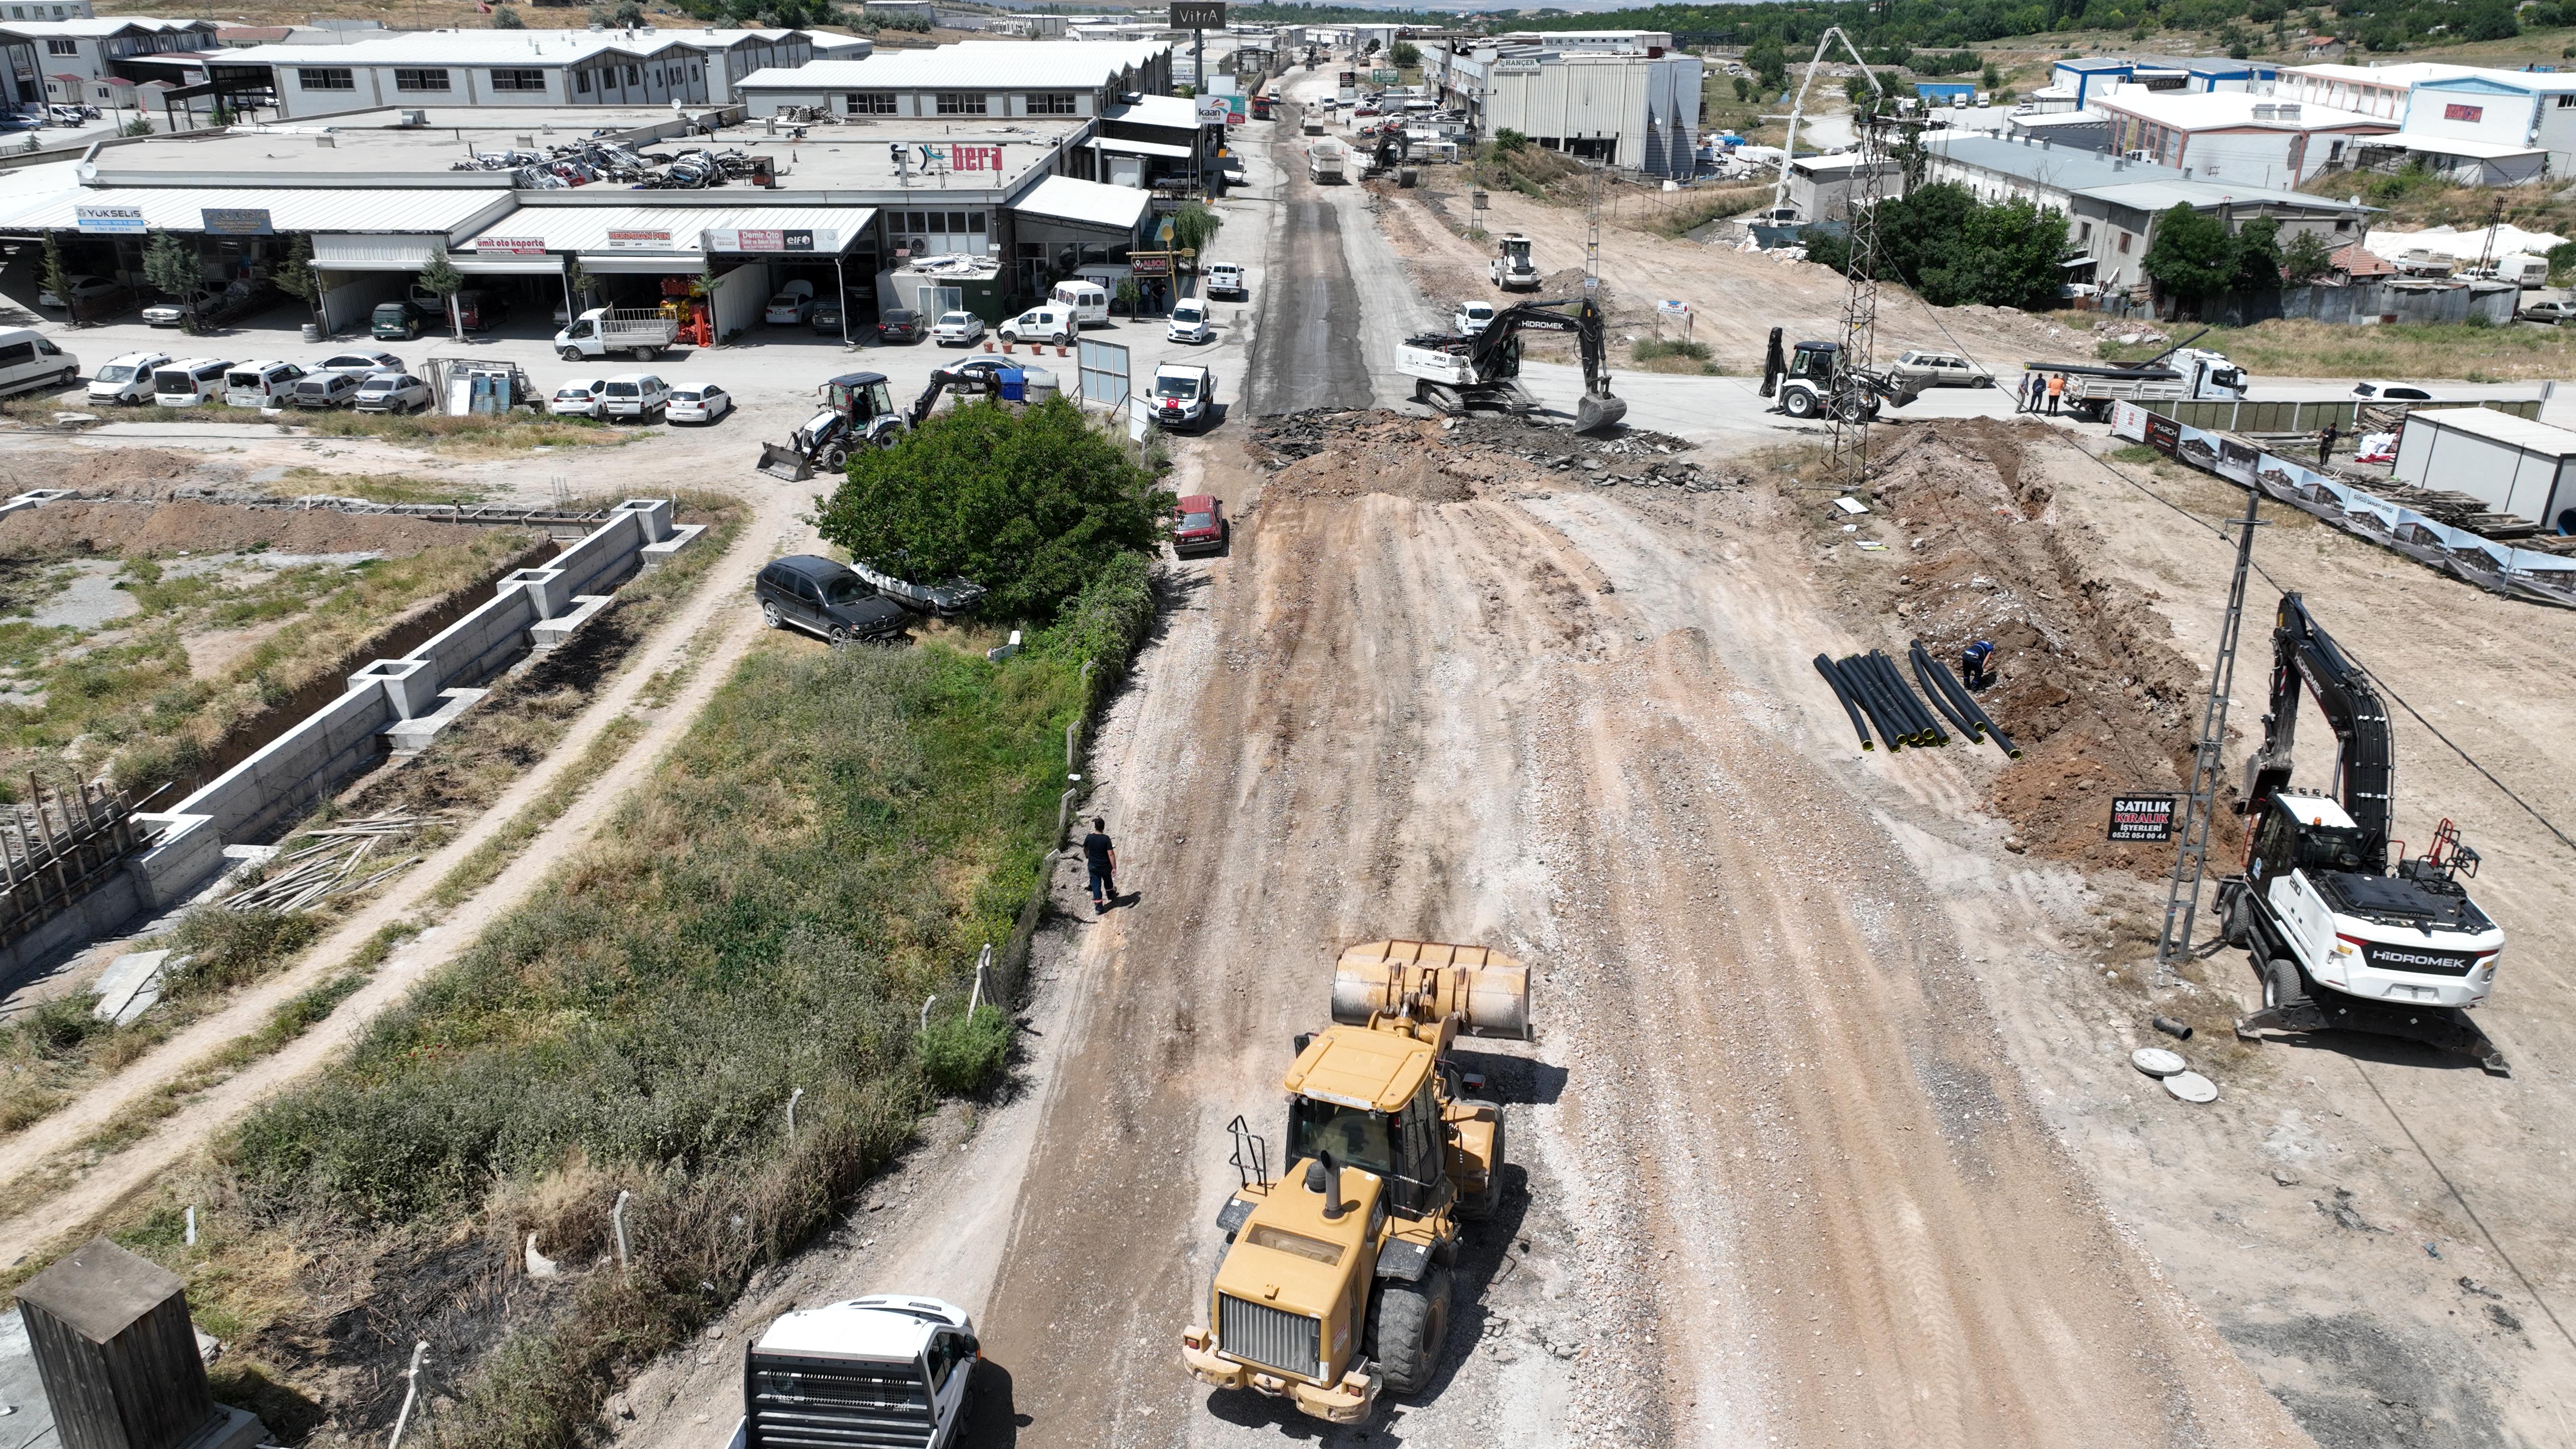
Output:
top-left (1181, 940), bottom-right (1531, 1424)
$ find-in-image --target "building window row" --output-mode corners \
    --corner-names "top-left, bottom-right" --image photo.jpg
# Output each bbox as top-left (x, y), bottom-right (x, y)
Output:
top-left (844, 91), bottom-right (896, 113)
top-left (45, 37), bottom-right (73, 54)
top-left (1028, 90), bottom-right (1077, 114)
top-left (891, 208), bottom-right (987, 235)
top-left (490, 67), bottom-right (544, 92)
top-left (298, 65), bottom-right (352, 90)
top-left (394, 67), bottom-right (450, 92)
top-left (935, 90), bottom-right (985, 114)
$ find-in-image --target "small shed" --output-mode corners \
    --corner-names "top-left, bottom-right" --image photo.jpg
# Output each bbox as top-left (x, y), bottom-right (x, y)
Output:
top-left (2393, 406), bottom-right (2576, 532)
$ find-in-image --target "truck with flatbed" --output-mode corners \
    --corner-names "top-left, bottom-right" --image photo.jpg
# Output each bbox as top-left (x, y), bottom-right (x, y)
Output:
top-left (555, 306), bottom-right (681, 361)
top-left (2023, 330), bottom-right (2246, 421)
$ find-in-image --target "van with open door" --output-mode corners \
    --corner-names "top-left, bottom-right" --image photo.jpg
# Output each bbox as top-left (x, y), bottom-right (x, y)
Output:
top-left (1048, 281), bottom-right (1110, 327)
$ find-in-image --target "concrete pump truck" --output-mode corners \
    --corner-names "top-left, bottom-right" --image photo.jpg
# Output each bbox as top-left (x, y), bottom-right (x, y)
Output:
top-left (1181, 940), bottom-right (1528, 1423)
top-left (2218, 592), bottom-right (2510, 1075)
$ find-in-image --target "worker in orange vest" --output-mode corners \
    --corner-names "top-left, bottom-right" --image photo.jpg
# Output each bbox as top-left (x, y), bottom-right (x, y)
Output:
top-left (2046, 372), bottom-right (2066, 416)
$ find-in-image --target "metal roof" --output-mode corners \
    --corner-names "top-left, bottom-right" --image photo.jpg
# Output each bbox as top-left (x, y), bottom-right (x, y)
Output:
top-left (1009, 174), bottom-right (1149, 231)
top-left (471, 201), bottom-right (877, 255)
top-left (2405, 405), bottom-right (2576, 457)
top-left (2373, 133), bottom-right (2545, 159)
top-left (0, 16), bottom-right (213, 37)
top-left (1101, 93), bottom-right (1200, 130)
top-left (2091, 84), bottom-right (2389, 131)
top-left (0, 186), bottom-right (511, 235)
top-left (1924, 133), bottom-right (2371, 211)
top-left (737, 38), bottom-right (1167, 91)
top-left (214, 26), bottom-right (802, 68)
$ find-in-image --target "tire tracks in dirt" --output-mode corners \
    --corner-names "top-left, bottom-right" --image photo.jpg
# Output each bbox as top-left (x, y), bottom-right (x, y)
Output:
top-left (0, 479), bottom-right (811, 1272)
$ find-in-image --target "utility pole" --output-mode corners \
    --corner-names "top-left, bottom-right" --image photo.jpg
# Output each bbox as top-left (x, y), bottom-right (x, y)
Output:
top-left (2154, 484), bottom-right (2267, 985)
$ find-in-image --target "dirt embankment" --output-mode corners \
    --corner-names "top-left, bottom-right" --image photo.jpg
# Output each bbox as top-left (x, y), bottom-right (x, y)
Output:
top-left (0, 499), bottom-right (496, 557)
top-left (1835, 419), bottom-right (2239, 873)
top-left (0, 446), bottom-right (238, 501)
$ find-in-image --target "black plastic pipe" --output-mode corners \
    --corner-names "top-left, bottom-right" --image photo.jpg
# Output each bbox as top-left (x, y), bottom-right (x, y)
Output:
top-left (1871, 652), bottom-right (1944, 745)
top-left (1910, 648), bottom-right (1975, 739)
top-left (1918, 641), bottom-right (2022, 759)
top-left (1910, 640), bottom-right (1986, 744)
top-left (1813, 653), bottom-right (1873, 751)
top-left (1839, 653), bottom-right (1909, 749)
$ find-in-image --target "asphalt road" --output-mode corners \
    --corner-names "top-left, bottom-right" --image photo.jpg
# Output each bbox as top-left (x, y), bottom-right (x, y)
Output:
top-left (1242, 100), bottom-right (1375, 418)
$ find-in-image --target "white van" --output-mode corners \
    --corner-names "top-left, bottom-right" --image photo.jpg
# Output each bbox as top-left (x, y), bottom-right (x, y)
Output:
top-left (152, 357), bottom-right (232, 407)
top-left (89, 351), bottom-right (173, 406)
top-left (1167, 299), bottom-right (1213, 344)
top-left (0, 329), bottom-right (78, 399)
top-left (1049, 281), bottom-right (1110, 327)
top-left (224, 360), bottom-right (306, 408)
top-left (999, 304), bottom-right (1077, 345)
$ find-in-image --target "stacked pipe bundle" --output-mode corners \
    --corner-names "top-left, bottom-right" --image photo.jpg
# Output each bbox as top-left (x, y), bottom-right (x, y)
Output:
top-left (1908, 639), bottom-right (2021, 759)
top-left (1814, 651), bottom-right (1949, 752)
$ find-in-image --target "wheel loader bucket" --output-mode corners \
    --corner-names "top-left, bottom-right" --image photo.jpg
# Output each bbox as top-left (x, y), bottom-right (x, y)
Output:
top-left (757, 442), bottom-right (814, 482)
top-left (1574, 392), bottom-right (1628, 435)
top-left (1332, 940), bottom-right (1533, 1040)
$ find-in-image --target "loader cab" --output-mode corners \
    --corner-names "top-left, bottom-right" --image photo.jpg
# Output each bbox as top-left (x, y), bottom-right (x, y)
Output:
top-left (825, 371), bottom-right (898, 426)
top-left (1788, 340), bottom-right (1843, 385)
top-left (1284, 1027), bottom-right (1447, 1218)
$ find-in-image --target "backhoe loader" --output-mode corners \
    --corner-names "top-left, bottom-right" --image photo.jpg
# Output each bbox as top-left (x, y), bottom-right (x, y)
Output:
top-left (1181, 940), bottom-right (1530, 1423)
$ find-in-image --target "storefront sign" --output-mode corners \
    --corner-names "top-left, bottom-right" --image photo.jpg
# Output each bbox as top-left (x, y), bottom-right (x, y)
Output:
top-left (2107, 794), bottom-right (2179, 843)
top-left (200, 207), bottom-right (272, 236)
top-left (1371, 68), bottom-right (1399, 84)
top-left (949, 143), bottom-right (1002, 172)
top-left (1128, 252), bottom-right (1172, 276)
top-left (474, 235), bottom-right (549, 255)
top-left (2144, 413), bottom-right (2181, 457)
top-left (1169, 1), bottom-right (1226, 29)
top-left (705, 227), bottom-right (835, 253)
top-left (1194, 94), bottom-right (1230, 125)
top-left (2443, 103), bottom-right (2483, 122)
top-left (605, 228), bottom-right (675, 250)
top-left (72, 205), bottom-right (146, 234)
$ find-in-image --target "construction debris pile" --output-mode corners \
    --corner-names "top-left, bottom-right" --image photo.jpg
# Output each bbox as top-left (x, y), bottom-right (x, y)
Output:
top-left (1857, 420), bottom-right (2228, 870)
top-left (1247, 410), bottom-right (1730, 499)
top-left (224, 814), bottom-right (438, 914)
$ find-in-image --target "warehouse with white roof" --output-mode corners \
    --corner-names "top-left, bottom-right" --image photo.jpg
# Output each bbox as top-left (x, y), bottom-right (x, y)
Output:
top-left (202, 27), bottom-right (821, 117)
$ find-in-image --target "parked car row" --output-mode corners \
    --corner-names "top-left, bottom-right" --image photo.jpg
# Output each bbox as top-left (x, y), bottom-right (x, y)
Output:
top-left (546, 374), bottom-right (731, 424)
top-left (79, 347), bottom-right (435, 411)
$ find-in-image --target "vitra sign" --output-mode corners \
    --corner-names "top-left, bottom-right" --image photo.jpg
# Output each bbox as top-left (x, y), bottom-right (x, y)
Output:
top-left (1170, 2), bottom-right (1226, 29)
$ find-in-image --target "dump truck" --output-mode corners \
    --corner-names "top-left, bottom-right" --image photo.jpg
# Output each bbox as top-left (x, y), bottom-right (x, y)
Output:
top-left (1181, 940), bottom-right (1528, 1424)
top-left (1307, 138), bottom-right (1347, 183)
top-left (554, 306), bottom-right (681, 362)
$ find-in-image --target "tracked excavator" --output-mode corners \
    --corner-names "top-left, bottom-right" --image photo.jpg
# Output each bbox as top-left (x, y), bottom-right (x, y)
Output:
top-left (1182, 940), bottom-right (1529, 1423)
top-left (2216, 592), bottom-right (2510, 1075)
top-left (1396, 296), bottom-right (1629, 434)
top-left (755, 364), bottom-right (1003, 480)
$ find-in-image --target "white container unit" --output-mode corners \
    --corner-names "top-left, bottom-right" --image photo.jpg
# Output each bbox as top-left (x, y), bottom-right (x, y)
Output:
top-left (2393, 405), bottom-right (2576, 532)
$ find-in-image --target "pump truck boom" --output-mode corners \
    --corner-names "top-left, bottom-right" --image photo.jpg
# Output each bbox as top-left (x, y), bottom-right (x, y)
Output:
top-left (1182, 940), bottom-right (1528, 1424)
top-left (2217, 592), bottom-right (2509, 1074)
top-left (1397, 296), bottom-right (1628, 433)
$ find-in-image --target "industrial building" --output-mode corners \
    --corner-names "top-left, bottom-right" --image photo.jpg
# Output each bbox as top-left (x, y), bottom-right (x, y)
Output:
top-left (734, 39), bottom-right (1172, 120)
top-left (0, 95), bottom-right (1166, 339)
top-left (2400, 69), bottom-right (2576, 179)
top-left (1921, 131), bottom-right (2373, 298)
top-left (2392, 408), bottom-right (2576, 532)
top-left (2089, 86), bottom-right (2390, 187)
top-left (1425, 36), bottom-right (1701, 176)
top-left (1784, 151), bottom-right (1902, 222)
top-left (0, 15), bottom-right (213, 110)
top-left (201, 27), bottom-right (823, 119)
top-left (2049, 55), bottom-right (2279, 108)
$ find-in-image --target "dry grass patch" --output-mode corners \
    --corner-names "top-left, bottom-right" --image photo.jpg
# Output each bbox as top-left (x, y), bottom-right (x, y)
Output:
top-left (2095, 317), bottom-right (2576, 382)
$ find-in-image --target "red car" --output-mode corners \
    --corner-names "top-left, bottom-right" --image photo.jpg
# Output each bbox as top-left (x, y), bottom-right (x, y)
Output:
top-left (1173, 493), bottom-right (1227, 556)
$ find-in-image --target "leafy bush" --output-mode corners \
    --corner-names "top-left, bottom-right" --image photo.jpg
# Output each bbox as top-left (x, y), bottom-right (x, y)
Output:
top-left (18, 992), bottom-right (106, 1058)
top-left (1040, 550), bottom-right (1156, 698)
top-left (1634, 339), bottom-right (1712, 361)
top-left (1808, 183), bottom-right (2069, 309)
top-left (817, 395), bottom-right (1168, 623)
top-left (920, 1005), bottom-right (1010, 1094)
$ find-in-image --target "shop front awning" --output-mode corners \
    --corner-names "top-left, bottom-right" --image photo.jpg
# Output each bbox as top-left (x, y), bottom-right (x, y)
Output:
top-left (1091, 135), bottom-right (1193, 159)
top-left (467, 202), bottom-right (878, 273)
top-left (311, 234), bottom-right (443, 271)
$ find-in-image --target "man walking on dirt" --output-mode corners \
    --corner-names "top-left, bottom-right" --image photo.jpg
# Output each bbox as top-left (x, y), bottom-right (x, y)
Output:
top-left (1082, 818), bottom-right (1118, 913)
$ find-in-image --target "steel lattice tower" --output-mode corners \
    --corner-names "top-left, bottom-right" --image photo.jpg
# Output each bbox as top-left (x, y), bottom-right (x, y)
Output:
top-left (1825, 107), bottom-right (1887, 488)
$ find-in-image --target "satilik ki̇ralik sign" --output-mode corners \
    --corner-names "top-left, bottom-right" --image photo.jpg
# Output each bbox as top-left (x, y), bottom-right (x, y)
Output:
top-left (2107, 794), bottom-right (2179, 843)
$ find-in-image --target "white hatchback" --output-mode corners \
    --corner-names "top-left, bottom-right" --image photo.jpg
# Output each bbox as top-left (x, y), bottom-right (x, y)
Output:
top-left (89, 351), bottom-right (174, 406)
top-left (930, 310), bottom-right (987, 347)
top-left (665, 383), bottom-right (732, 425)
top-left (549, 377), bottom-right (611, 417)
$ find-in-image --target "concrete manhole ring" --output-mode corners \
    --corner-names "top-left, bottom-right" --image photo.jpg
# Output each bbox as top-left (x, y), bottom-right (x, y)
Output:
top-left (2164, 1070), bottom-right (2219, 1104)
top-left (2131, 1047), bottom-right (2187, 1078)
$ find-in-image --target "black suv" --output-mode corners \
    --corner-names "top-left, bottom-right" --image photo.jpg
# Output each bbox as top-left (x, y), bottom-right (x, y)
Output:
top-left (755, 555), bottom-right (911, 645)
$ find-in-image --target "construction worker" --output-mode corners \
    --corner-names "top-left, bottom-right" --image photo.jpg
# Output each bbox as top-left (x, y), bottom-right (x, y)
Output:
top-left (2317, 422), bottom-right (2340, 468)
top-left (1961, 639), bottom-right (1997, 691)
top-left (2019, 370), bottom-right (2044, 414)
top-left (2045, 372), bottom-right (2065, 417)
top-left (1082, 816), bottom-right (1119, 913)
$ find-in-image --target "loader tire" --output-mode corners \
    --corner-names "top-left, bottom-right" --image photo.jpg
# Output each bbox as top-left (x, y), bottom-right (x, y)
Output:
top-left (2264, 957), bottom-right (2308, 1010)
top-left (2222, 891), bottom-right (2252, 949)
top-left (1367, 1266), bottom-right (1452, 1396)
top-left (1458, 1099), bottom-right (1506, 1220)
top-left (1783, 388), bottom-right (1819, 419)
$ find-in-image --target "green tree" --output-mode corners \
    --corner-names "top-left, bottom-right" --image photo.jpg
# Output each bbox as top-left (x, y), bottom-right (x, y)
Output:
top-left (817, 396), bottom-right (1170, 621)
top-left (493, 3), bottom-right (525, 26)
top-left (141, 230), bottom-right (200, 329)
top-left (1920, 196), bottom-right (2071, 308)
top-left (1493, 127), bottom-right (1528, 151)
top-left (1169, 200), bottom-right (1221, 268)
top-left (1746, 35), bottom-right (1786, 92)
top-left (2461, 4), bottom-right (2519, 41)
top-left (417, 250), bottom-right (466, 338)
top-left (273, 232), bottom-right (324, 328)
top-left (2281, 228), bottom-right (2336, 286)
top-left (1980, 61), bottom-right (2001, 89)
top-left (1733, 75), bottom-right (1754, 103)
top-left (2229, 214), bottom-right (2284, 292)
top-left (120, 114), bottom-right (154, 137)
top-left (1390, 39), bottom-right (1420, 67)
top-left (2141, 204), bottom-right (2238, 308)
top-left (38, 234), bottom-right (73, 326)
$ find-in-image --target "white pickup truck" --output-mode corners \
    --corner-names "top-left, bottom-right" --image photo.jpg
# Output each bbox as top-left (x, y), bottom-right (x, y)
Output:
top-left (554, 306), bottom-right (680, 362)
top-left (726, 1296), bottom-right (979, 1449)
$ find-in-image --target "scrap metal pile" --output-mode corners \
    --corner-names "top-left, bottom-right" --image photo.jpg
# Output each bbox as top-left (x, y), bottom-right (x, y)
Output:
top-left (454, 136), bottom-right (764, 190)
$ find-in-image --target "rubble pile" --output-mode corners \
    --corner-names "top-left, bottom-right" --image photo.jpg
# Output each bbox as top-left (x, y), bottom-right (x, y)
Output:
top-left (1246, 409), bottom-right (1736, 497)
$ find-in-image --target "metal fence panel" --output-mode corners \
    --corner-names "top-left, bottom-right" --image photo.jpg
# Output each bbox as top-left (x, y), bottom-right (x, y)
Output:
top-left (1078, 339), bottom-right (1131, 410)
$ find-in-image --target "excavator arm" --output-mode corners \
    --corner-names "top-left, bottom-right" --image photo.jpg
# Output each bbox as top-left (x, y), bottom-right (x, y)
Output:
top-left (2240, 591), bottom-right (2394, 856)
top-left (1466, 297), bottom-right (1624, 430)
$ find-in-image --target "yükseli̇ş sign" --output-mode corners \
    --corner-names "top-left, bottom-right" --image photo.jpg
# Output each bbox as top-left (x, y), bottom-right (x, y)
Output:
top-left (1170, 1), bottom-right (1226, 29)
top-left (2106, 794), bottom-right (2179, 843)
top-left (72, 205), bottom-right (147, 234)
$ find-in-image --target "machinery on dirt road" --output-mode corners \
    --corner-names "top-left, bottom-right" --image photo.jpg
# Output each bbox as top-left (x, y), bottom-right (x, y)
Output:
top-left (1182, 940), bottom-right (1528, 1423)
top-left (2216, 592), bottom-right (2510, 1075)
top-left (755, 365), bottom-right (1001, 480)
top-left (1759, 328), bottom-right (1921, 423)
top-left (1490, 232), bottom-right (1539, 291)
top-left (1397, 296), bottom-right (1629, 434)
top-left (726, 1294), bottom-right (980, 1447)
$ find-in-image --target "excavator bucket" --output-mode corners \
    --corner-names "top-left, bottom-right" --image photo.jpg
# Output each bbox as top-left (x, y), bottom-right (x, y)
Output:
top-left (757, 442), bottom-right (813, 482)
top-left (1574, 392), bottom-right (1628, 435)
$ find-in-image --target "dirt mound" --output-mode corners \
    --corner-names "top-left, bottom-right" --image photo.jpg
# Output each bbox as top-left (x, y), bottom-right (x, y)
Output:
top-left (0, 447), bottom-right (240, 500)
top-left (0, 500), bottom-right (497, 558)
top-left (1864, 418), bottom-right (2236, 872)
top-left (1247, 409), bottom-right (1723, 500)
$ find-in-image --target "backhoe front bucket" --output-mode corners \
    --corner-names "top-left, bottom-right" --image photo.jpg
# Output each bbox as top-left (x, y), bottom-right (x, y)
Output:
top-left (1574, 392), bottom-right (1628, 435)
top-left (757, 442), bottom-right (814, 482)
